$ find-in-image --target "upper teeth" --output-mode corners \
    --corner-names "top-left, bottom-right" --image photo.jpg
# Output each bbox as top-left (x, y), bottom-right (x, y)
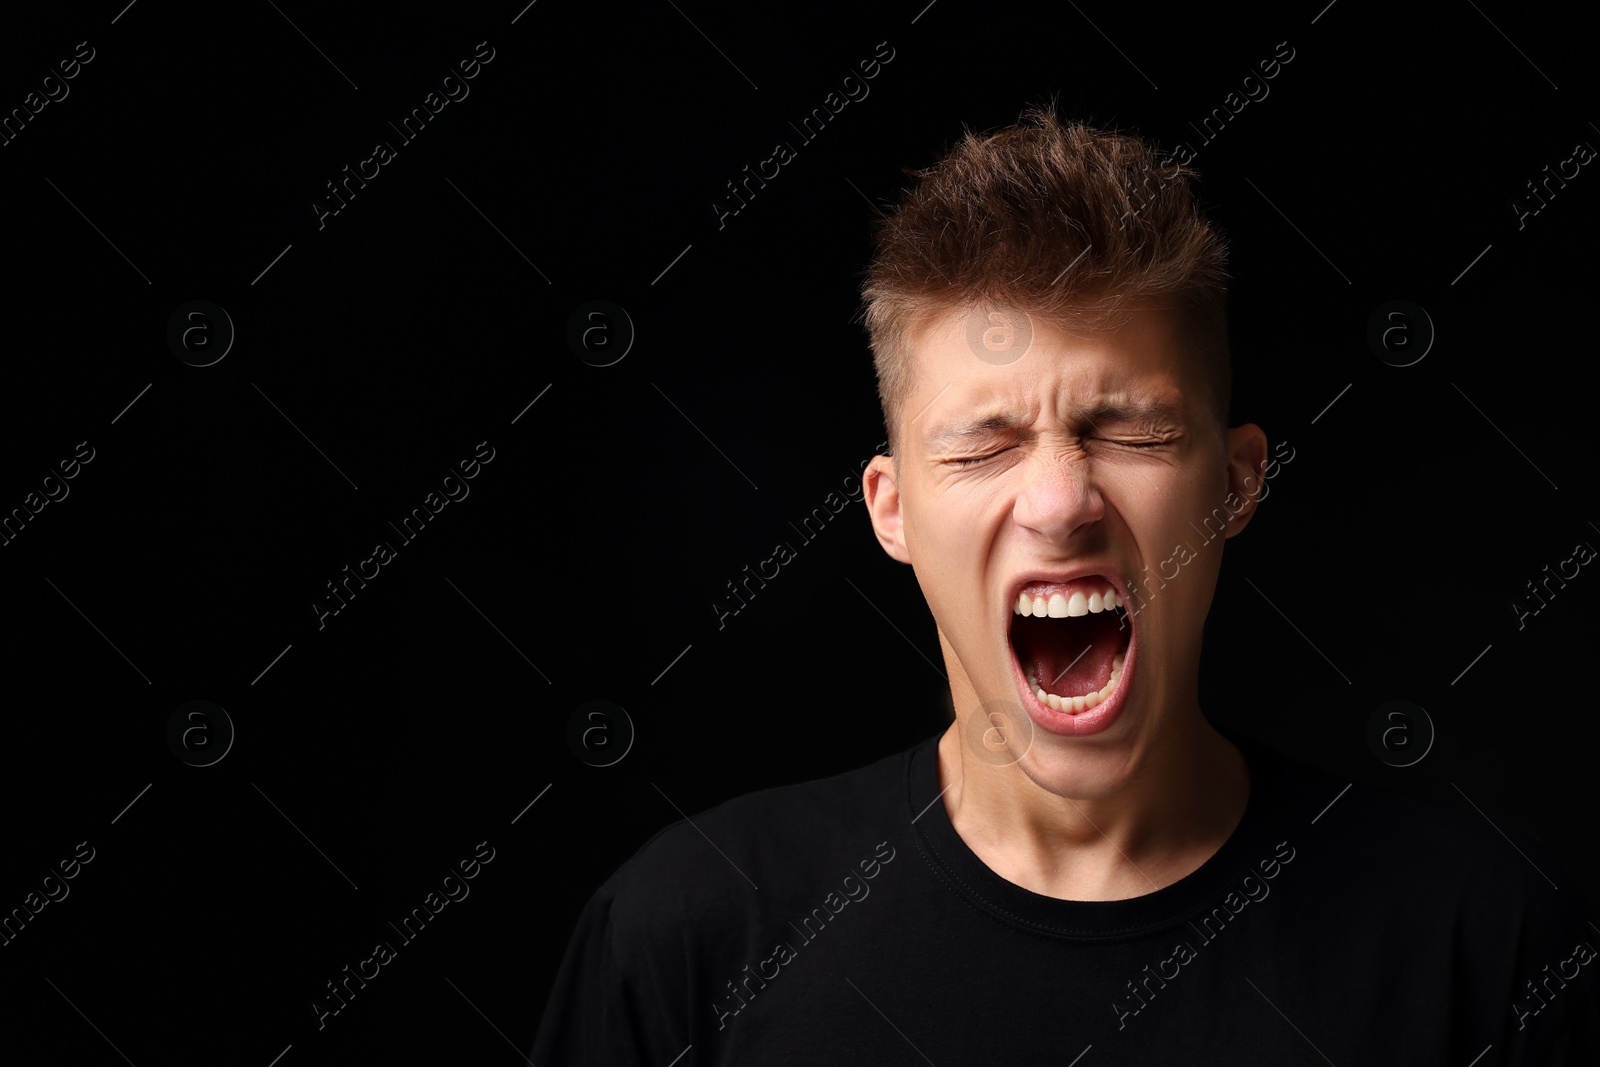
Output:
top-left (1014, 587), bottom-right (1123, 618)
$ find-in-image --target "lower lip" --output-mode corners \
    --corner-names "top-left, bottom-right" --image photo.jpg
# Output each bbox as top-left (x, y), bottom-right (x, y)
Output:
top-left (1011, 626), bottom-right (1135, 738)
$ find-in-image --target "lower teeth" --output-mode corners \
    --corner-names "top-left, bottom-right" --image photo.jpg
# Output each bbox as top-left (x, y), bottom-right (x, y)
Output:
top-left (1027, 654), bottom-right (1125, 713)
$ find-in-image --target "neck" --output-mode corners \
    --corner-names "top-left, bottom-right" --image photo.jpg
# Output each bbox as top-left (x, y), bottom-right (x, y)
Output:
top-left (934, 711), bottom-right (1249, 901)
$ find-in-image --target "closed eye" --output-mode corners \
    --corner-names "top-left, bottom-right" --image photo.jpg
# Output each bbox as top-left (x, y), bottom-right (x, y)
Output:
top-left (1091, 431), bottom-right (1174, 449)
top-left (948, 451), bottom-right (1007, 467)
top-left (950, 439), bottom-right (1167, 464)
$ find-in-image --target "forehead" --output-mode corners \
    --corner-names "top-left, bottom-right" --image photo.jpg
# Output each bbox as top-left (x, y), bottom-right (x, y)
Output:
top-left (903, 303), bottom-right (1199, 436)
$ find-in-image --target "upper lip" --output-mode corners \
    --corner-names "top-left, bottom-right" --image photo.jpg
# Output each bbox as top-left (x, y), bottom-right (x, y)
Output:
top-left (1005, 567), bottom-right (1131, 615)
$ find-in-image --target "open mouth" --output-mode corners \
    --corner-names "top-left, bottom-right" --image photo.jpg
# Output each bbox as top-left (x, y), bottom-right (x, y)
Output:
top-left (1008, 577), bottom-right (1132, 716)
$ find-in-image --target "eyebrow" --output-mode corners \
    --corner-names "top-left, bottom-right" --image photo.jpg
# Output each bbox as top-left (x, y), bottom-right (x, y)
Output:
top-left (1075, 397), bottom-right (1183, 428)
top-left (924, 398), bottom-right (1182, 449)
top-left (925, 413), bottom-right (1023, 449)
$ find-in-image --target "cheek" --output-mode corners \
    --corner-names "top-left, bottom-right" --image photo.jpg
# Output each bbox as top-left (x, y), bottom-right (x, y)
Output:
top-left (917, 476), bottom-right (1009, 535)
top-left (1114, 475), bottom-right (1218, 559)
top-left (906, 496), bottom-right (992, 596)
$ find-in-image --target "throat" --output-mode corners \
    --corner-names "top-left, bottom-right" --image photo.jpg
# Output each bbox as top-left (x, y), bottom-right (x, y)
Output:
top-left (938, 726), bottom-right (1252, 902)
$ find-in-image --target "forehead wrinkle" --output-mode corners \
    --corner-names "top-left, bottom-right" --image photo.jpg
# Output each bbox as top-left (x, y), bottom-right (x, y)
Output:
top-left (914, 335), bottom-right (1188, 447)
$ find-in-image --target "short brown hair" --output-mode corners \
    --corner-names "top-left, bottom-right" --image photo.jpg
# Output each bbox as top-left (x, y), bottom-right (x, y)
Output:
top-left (859, 104), bottom-right (1231, 456)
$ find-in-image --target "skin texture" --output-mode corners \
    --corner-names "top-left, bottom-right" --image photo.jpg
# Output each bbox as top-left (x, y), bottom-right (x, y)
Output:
top-left (864, 301), bottom-right (1270, 901)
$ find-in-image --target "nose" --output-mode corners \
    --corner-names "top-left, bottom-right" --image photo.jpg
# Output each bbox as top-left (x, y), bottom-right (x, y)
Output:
top-left (1011, 446), bottom-right (1106, 543)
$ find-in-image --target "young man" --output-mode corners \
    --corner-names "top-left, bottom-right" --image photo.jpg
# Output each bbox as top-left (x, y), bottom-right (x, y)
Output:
top-left (531, 107), bottom-right (1599, 1064)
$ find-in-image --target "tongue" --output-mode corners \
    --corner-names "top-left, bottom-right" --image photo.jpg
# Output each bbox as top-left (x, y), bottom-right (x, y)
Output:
top-left (1016, 611), bottom-right (1127, 698)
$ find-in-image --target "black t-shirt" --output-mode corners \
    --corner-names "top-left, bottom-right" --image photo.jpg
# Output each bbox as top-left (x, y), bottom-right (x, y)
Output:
top-left (532, 728), bottom-right (1600, 1064)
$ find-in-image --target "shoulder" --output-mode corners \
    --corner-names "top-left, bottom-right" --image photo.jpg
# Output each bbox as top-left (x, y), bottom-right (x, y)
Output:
top-left (598, 739), bottom-right (919, 956)
top-left (1247, 731), bottom-right (1560, 867)
top-left (531, 742), bottom-right (926, 1062)
top-left (1237, 729), bottom-right (1592, 940)
top-left (1229, 731), bottom-right (1600, 1057)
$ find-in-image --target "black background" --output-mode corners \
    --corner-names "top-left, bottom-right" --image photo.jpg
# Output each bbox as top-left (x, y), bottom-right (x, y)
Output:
top-left (1, 0), bottom-right (1597, 1063)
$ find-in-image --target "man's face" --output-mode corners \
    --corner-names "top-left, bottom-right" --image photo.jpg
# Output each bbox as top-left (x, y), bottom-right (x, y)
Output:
top-left (864, 302), bottom-right (1266, 798)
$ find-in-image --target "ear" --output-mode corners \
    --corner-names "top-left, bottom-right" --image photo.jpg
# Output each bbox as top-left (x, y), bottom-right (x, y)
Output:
top-left (863, 453), bottom-right (911, 563)
top-left (1220, 423), bottom-right (1270, 538)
